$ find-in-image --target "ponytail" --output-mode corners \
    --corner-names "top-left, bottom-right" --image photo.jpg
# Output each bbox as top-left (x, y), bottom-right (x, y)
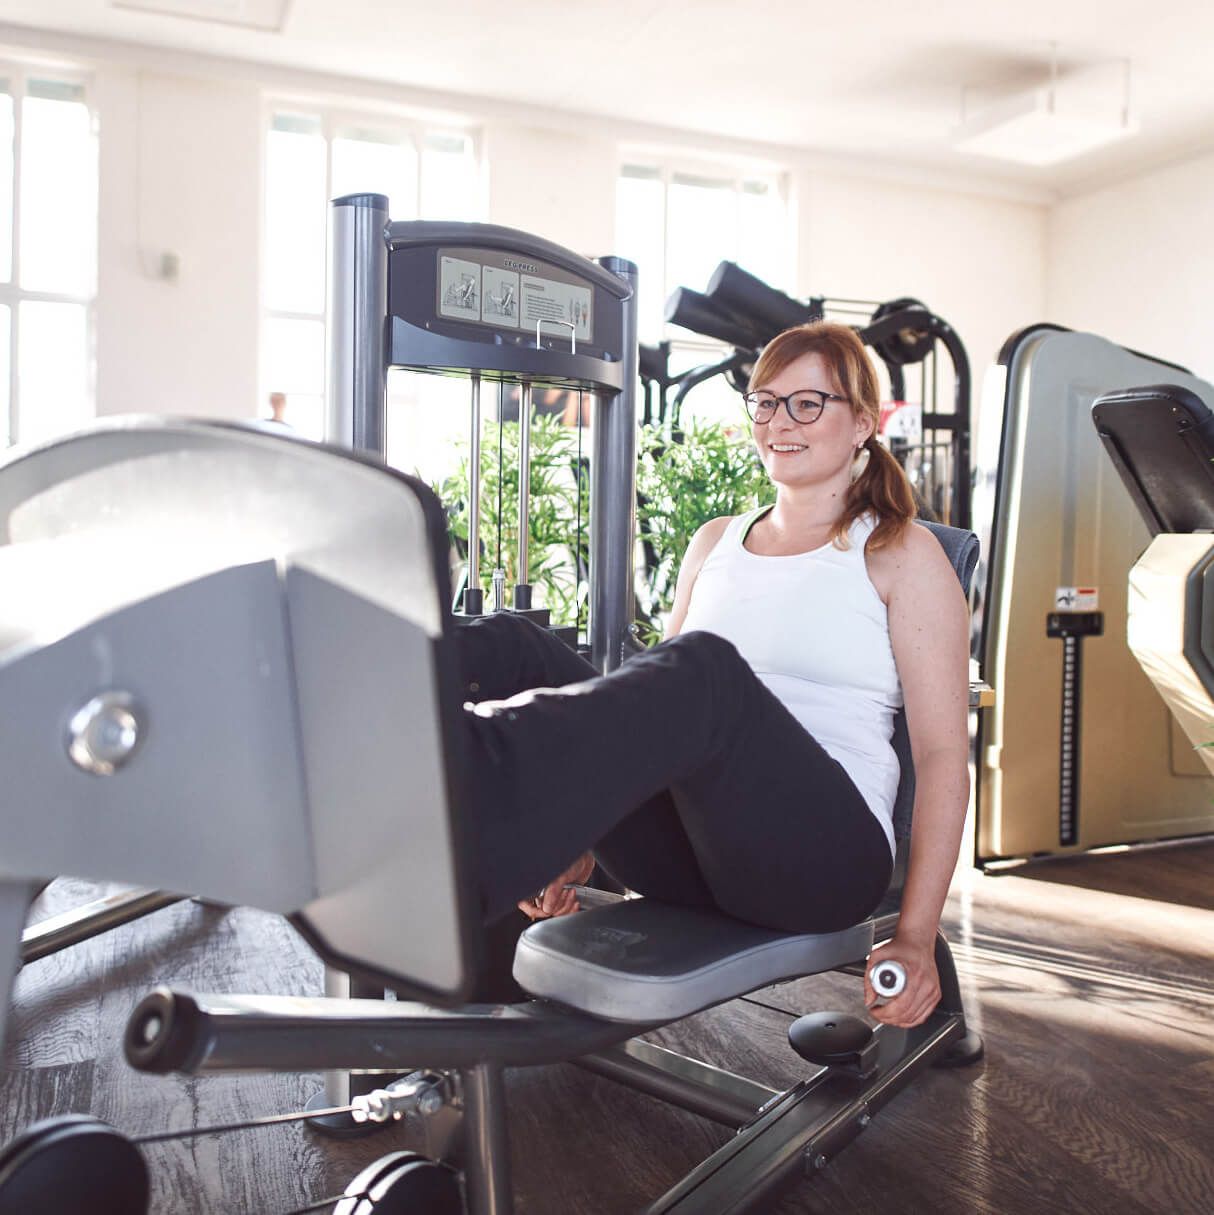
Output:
top-left (834, 435), bottom-right (915, 552)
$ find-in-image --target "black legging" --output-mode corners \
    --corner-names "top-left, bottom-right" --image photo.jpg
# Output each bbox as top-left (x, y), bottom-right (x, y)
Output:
top-left (457, 612), bottom-right (893, 934)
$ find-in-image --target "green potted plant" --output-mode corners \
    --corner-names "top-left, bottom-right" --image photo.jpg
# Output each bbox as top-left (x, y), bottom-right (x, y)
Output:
top-left (436, 415), bottom-right (589, 628)
top-left (635, 420), bottom-right (772, 644)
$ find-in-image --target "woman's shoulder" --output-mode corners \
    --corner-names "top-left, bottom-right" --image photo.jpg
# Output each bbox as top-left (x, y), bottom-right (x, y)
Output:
top-left (687, 514), bottom-right (739, 559)
top-left (864, 518), bottom-right (953, 599)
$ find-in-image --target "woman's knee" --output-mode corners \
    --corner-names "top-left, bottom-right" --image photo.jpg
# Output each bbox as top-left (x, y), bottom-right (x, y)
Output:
top-left (664, 629), bottom-right (747, 674)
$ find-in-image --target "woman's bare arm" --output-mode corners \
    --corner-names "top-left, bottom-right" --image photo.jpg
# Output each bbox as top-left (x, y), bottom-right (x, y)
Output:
top-left (865, 525), bottom-right (971, 1027)
top-left (664, 516), bottom-right (733, 639)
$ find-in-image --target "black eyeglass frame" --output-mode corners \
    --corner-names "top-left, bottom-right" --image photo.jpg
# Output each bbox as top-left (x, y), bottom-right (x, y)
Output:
top-left (742, 388), bottom-right (849, 425)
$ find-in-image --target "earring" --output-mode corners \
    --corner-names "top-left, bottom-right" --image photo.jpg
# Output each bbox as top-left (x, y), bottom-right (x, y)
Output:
top-left (850, 443), bottom-right (870, 484)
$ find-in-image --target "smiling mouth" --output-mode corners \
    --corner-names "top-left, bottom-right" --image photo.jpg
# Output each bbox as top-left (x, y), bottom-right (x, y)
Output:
top-left (768, 444), bottom-right (806, 453)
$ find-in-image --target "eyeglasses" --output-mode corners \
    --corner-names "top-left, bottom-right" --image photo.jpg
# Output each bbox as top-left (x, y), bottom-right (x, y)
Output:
top-left (742, 388), bottom-right (847, 426)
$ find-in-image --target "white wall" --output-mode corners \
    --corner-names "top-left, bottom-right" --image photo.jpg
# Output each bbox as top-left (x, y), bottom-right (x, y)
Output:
top-left (1048, 152), bottom-right (1214, 382)
top-left (1, 28), bottom-right (1052, 433)
top-left (484, 124), bottom-right (617, 261)
top-left (95, 68), bottom-right (262, 421)
top-left (796, 170), bottom-right (1046, 393)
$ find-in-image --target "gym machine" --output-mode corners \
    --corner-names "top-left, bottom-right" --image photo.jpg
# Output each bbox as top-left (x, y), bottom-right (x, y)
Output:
top-left (1090, 384), bottom-right (1214, 777)
top-left (651, 261), bottom-right (972, 528)
top-left (0, 205), bottom-right (985, 1213)
top-left (972, 326), bottom-right (1214, 866)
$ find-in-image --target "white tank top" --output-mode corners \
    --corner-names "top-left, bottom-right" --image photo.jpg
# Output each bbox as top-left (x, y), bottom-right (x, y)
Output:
top-left (680, 507), bottom-right (901, 855)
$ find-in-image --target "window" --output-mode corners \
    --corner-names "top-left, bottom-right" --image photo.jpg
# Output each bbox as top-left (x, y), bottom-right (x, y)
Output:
top-left (615, 163), bottom-right (790, 425)
top-left (0, 71), bottom-right (98, 448)
top-left (261, 109), bottom-right (481, 442)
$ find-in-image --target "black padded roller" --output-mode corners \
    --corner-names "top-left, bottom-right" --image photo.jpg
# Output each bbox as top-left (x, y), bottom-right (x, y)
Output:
top-left (706, 261), bottom-right (817, 342)
top-left (664, 287), bottom-right (765, 350)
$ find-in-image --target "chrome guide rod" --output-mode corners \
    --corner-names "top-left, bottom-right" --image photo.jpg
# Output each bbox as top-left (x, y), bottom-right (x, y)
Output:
top-left (514, 381), bottom-right (533, 610)
top-left (466, 373), bottom-right (483, 615)
top-left (590, 256), bottom-right (639, 671)
top-left (326, 192), bottom-right (389, 456)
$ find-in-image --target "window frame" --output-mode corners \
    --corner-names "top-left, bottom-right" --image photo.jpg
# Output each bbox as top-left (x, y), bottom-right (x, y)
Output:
top-left (616, 152), bottom-right (793, 348)
top-left (0, 62), bottom-right (98, 447)
top-left (259, 98), bottom-right (483, 433)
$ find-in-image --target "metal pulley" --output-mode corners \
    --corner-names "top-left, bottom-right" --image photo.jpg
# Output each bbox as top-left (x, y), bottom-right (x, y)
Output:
top-left (869, 298), bottom-right (934, 367)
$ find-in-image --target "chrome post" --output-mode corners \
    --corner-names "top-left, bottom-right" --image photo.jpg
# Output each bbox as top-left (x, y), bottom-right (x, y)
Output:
top-left (465, 373), bottom-right (484, 615)
top-left (325, 192), bottom-right (389, 456)
top-left (590, 257), bottom-right (639, 672)
top-left (461, 1063), bottom-right (513, 1215)
top-left (316, 191), bottom-right (390, 1132)
top-left (514, 382), bottom-right (533, 611)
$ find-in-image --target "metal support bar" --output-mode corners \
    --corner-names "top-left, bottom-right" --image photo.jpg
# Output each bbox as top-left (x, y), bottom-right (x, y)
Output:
top-left (589, 256), bottom-right (639, 672)
top-left (646, 1009), bottom-right (966, 1214)
top-left (316, 970), bottom-right (389, 1111)
top-left (124, 989), bottom-right (656, 1076)
top-left (20, 888), bottom-right (183, 964)
top-left (461, 1063), bottom-right (513, 1215)
top-left (514, 381), bottom-right (532, 610)
top-left (668, 351), bottom-right (753, 431)
top-left (466, 373), bottom-right (483, 614)
top-left (576, 1038), bottom-right (778, 1128)
top-left (326, 193), bottom-right (390, 456)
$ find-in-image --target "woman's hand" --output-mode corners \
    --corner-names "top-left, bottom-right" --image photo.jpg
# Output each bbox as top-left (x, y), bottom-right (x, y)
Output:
top-left (518, 852), bottom-right (596, 921)
top-left (864, 935), bottom-right (940, 1028)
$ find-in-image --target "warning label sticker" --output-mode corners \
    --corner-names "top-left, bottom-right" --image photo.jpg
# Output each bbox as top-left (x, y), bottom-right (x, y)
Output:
top-left (1055, 586), bottom-right (1099, 610)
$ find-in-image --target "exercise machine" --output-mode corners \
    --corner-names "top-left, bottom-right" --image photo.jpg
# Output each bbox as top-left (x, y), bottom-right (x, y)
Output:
top-left (972, 326), bottom-right (1214, 866)
top-left (654, 261), bottom-right (972, 527)
top-left (0, 209), bottom-right (985, 1213)
top-left (1091, 384), bottom-right (1214, 776)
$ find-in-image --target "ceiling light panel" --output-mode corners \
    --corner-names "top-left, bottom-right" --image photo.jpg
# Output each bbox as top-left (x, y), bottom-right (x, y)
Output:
top-left (111, 0), bottom-right (291, 32)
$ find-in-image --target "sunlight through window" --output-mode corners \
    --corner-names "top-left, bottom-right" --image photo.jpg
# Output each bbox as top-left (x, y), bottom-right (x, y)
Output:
top-left (0, 72), bottom-right (97, 448)
top-left (262, 108), bottom-right (481, 442)
top-left (615, 161), bottom-right (790, 425)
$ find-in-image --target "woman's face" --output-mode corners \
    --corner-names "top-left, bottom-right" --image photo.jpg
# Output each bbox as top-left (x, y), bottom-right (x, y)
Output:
top-left (751, 352), bottom-right (873, 491)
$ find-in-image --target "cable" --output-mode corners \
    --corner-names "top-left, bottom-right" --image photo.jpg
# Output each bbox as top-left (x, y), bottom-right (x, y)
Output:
top-left (497, 381), bottom-right (504, 573)
top-left (575, 388), bottom-right (585, 639)
top-left (133, 1104), bottom-right (356, 1146)
top-left (737, 994), bottom-right (798, 1019)
top-left (281, 1191), bottom-right (370, 1215)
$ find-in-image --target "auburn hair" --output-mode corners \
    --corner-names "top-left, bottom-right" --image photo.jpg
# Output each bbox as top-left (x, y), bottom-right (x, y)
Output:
top-left (748, 321), bottom-right (915, 552)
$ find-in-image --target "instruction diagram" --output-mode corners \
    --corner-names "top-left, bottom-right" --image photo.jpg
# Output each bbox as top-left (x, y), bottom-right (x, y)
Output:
top-left (439, 255), bottom-right (482, 322)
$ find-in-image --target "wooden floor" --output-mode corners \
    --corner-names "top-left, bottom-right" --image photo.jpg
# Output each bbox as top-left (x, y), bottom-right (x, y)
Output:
top-left (3, 840), bottom-right (1213, 1215)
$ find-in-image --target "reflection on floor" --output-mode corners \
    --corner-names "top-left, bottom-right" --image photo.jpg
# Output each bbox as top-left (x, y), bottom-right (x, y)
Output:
top-left (3, 841), bottom-right (1212, 1214)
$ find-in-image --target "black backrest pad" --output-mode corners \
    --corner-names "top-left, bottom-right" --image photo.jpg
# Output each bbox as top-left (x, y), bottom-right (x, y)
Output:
top-left (888, 520), bottom-right (979, 841)
top-left (1091, 384), bottom-right (1214, 536)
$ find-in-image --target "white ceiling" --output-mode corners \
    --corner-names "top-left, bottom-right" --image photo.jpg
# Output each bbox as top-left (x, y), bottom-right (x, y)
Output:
top-left (4, 0), bottom-right (1214, 194)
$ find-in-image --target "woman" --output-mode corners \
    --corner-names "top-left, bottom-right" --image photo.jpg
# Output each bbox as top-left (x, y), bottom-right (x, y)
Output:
top-left (457, 322), bottom-right (969, 1031)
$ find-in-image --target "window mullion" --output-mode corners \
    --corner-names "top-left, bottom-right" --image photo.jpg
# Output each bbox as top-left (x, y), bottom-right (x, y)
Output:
top-left (413, 133), bottom-right (421, 219)
top-left (733, 177), bottom-right (742, 267)
top-left (660, 164), bottom-right (671, 341)
top-left (9, 70), bottom-right (22, 443)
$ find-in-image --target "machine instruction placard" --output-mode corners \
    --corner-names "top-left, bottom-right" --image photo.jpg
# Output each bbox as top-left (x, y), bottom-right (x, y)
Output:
top-left (435, 248), bottom-right (593, 342)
